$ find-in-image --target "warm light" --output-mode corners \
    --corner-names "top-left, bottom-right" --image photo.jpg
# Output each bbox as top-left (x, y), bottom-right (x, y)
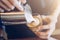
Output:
top-left (52, 0), bottom-right (60, 18)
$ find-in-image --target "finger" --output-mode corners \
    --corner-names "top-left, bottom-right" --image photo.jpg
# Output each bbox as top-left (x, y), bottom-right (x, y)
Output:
top-left (36, 30), bottom-right (49, 39)
top-left (9, 0), bottom-right (24, 11)
top-left (39, 31), bottom-right (49, 39)
top-left (37, 25), bottom-right (50, 32)
top-left (20, 0), bottom-right (26, 4)
top-left (37, 30), bottom-right (49, 39)
top-left (0, 1), bottom-right (11, 11)
top-left (40, 31), bottom-right (49, 36)
top-left (41, 25), bottom-right (50, 29)
top-left (1, 0), bottom-right (15, 10)
top-left (37, 25), bottom-right (50, 36)
top-left (0, 8), bottom-right (4, 12)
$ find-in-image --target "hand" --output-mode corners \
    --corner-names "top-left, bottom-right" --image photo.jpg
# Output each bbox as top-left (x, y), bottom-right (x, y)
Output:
top-left (34, 15), bottom-right (57, 39)
top-left (0, 0), bottom-right (26, 12)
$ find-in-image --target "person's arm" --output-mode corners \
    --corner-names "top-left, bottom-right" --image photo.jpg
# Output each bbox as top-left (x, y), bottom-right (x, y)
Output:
top-left (37, 0), bottom-right (60, 39)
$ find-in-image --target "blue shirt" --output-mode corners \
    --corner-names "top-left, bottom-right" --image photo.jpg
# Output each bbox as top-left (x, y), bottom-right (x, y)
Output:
top-left (5, 24), bottom-right (36, 39)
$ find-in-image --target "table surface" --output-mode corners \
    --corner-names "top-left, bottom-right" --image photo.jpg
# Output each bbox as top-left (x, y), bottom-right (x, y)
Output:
top-left (9, 37), bottom-right (59, 40)
top-left (8, 37), bottom-right (47, 40)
